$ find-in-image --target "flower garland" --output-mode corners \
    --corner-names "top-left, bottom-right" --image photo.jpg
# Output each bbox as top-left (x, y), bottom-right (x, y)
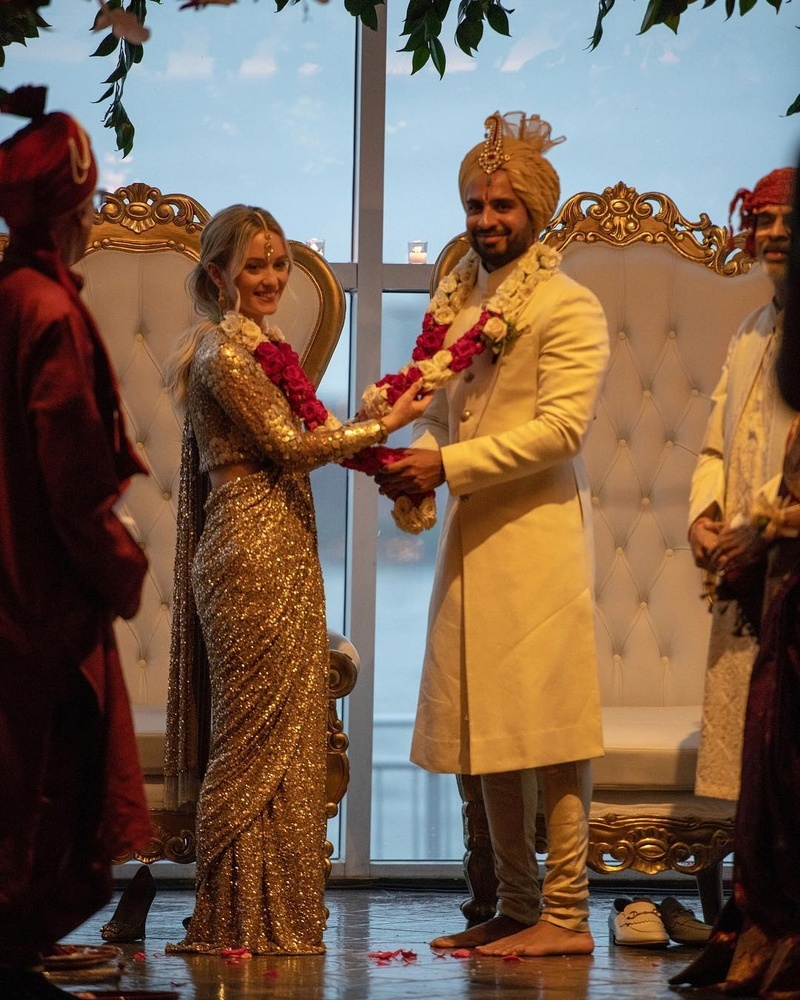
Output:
top-left (231, 240), bottom-right (560, 534)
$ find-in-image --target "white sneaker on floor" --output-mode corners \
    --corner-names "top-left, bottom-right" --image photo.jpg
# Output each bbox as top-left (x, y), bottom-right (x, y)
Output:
top-left (608, 897), bottom-right (669, 948)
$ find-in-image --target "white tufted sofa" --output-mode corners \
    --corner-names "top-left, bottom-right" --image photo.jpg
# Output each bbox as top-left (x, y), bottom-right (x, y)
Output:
top-left (61, 184), bottom-right (357, 865)
top-left (435, 184), bottom-right (774, 924)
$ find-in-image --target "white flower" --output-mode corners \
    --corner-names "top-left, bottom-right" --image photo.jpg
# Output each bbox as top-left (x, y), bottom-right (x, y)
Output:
top-left (438, 273), bottom-right (459, 295)
top-left (261, 321), bottom-right (285, 343)
top-left (433, 306), bottom-right (456, 326)
top-left (417, 357), bottom-right (446, 381)
top-left (238, 316), bottom-right (267, 351)
top-left (219, 311), bottom-right (240, 335)
top-left (482, 316), bottom-right (508, 342)
top-left (361, 383), bottom-right (391, 418)
top-left (391, 494), bottom-right (438, 534)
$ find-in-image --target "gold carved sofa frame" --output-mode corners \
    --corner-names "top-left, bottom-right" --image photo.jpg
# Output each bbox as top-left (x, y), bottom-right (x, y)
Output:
top-left (433, 183), bottom-right (773, 925)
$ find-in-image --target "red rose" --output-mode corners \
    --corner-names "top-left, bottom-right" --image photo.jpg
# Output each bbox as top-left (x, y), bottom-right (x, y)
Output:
top-left (254, 344), bottom-right (285, 377)
top-left (412, 328), bottom-right (445, 360)
top-left (300, 399), bottom-right (328, 429)
top-left (283, 365), bottom-right (310, 393)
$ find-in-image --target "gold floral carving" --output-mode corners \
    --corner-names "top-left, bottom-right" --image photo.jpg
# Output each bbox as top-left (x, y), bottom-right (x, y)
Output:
top-left (87, 183), bottom-right (210, 259)
top-left (586, 816), bottom-right (734, 876)
top-left (543, 182), bottom-right (752, 276)
top-left (113, 816), bottom-right (197, 865)
top-left (431, 182), bottom-right (755, 292)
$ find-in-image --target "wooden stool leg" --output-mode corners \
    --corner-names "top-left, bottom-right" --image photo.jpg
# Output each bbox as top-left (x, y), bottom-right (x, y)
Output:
top-left (696, 862), bottom-right (724, 924)
top-left (456, 773), bottom-right (498, 925)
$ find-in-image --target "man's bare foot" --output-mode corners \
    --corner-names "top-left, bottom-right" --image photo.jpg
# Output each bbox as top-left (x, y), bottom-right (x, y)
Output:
top-left (475, 919), bottom-right (595, 957)
top-left (429, 914), bottom-right (531, 949)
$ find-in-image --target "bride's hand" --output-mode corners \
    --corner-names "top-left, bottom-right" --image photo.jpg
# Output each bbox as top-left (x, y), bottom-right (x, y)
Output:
top-left (381, 380), bottom-right (433, 435)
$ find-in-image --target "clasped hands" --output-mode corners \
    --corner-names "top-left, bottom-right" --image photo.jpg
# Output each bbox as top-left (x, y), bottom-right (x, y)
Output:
top-left (374, 448), bottom-right (446, 500)
top-left (689, 514), bottom-right (768, 575)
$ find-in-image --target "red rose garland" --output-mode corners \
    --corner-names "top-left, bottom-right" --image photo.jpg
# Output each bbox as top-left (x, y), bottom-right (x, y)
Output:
top-left (251, 312), bottom-right (491, 507)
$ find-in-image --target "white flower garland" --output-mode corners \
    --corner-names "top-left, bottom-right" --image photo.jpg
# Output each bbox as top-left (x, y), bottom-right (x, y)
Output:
top-left (361, 240), bottom-right (561, 419)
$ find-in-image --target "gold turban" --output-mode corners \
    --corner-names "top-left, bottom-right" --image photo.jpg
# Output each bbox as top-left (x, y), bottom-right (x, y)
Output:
top-left (458, 111), bottom-right (565, 237)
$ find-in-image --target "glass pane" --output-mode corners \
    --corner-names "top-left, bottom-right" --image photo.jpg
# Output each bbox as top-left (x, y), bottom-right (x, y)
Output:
top-left (384, 0), bottom-right (798, 262)
top-left (311, 297), bottom-right (352, 636)
top-left (311, 298), bottom-right (353, 861)
top-left (371, 292), bottom-right (464, 861)
top-left (0, 4), bottom-right (357, 260)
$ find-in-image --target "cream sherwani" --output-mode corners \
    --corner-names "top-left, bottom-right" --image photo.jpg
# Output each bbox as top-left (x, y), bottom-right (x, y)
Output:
top-left (689, 301), bottom-right (796, 800)
top-left (410, 254), bottom-right (609, 778)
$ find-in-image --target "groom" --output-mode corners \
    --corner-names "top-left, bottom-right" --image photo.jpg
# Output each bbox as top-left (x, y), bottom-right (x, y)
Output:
top-left (377, 111), bottom-right (609, 957)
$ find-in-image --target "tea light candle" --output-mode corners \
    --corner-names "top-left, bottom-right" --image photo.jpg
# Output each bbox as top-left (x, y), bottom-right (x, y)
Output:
top-left (306, 237), bottom-right (325, 255)
top-left (408, 240), bottom-right (428, 264)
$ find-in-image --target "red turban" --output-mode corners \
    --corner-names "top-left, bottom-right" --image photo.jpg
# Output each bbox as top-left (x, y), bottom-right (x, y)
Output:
top-left (729, 167), bottom-right (796, 257)
top-left (0, 108), bottom-right (98, 231)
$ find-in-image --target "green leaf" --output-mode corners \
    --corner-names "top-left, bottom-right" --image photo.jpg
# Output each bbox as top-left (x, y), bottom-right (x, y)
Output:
top-left (93, 84), bottom-right (115, 104)
top-left (360, 3), bottom-right (379, 29)
top-left (765, 0), bottom-right (783, 9)
top-left (589, 0), bottom-right (616, 50)
top-left (739, 0), bottom-right (756, 14)
top-left (430, 34), bottom-right (447, 76)
top-left (399, 23), bottom-right (429, 50)
top-left (424, 8), bottom-right (443, 33)
top-left (410, 43), bottom-right (431, 73)
top-left (725, 0), bottom-right (735, 16)
top-left (455, 15), bottom-right (483, 54)
top-left (486, 3), bottom-right (510, 36)
top-left (405, 0), bottom-right (432, 19)
top-left (91, 31), bottom-right (120, 58)
top-left (103, 62), bottom-right (129, 84)
top-left (117, 118), bottom-right (135, 158)
top-left (434, 0), bottom-right (451, 19)
top-left (786, 92), bottom-right (800, 116)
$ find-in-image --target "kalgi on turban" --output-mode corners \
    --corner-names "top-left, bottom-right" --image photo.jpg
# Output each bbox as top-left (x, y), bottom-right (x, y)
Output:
top-left (459, 110), bottom-right (565, 237)
top-left (0, 87), bottom-right (98, 231)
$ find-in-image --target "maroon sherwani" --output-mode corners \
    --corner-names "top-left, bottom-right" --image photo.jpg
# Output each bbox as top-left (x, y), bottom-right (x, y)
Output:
top-left (0, 231), bottom-right (151, 962)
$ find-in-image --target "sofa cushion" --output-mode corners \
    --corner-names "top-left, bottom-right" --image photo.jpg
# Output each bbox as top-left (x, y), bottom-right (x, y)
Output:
top-left (594, 705), bottom-right (702, 790)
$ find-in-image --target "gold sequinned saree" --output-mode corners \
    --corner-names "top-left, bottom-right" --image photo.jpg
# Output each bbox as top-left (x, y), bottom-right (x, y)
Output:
top-left (165, 320), bottom-right (386, 954)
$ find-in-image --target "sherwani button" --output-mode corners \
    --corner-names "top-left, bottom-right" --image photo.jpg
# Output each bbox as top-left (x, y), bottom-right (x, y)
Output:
top-left (464, 371), bottom-right (475, 382)
top-left (461, 410), bottom-right (472, 421)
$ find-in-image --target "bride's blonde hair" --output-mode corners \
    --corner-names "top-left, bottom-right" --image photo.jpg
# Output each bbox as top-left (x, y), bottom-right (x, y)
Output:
top-left (165, 204), bottom-right (290, 406)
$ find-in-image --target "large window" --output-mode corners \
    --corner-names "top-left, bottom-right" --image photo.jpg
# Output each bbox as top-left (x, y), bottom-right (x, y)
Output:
top-left (2, 0), bottom-right (796, 878)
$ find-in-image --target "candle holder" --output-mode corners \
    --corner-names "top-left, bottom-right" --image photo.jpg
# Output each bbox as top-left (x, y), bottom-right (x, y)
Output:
top-left (306, 237), bottom-right (326, 256)
top-left (408, 240), bottom-right (428, 264)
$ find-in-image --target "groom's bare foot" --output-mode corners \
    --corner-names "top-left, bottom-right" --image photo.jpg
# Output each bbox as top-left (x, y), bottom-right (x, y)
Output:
top-left (430, 914), bottom-right (531, 949)
top-left (475, 920), bottom-right (595, 957)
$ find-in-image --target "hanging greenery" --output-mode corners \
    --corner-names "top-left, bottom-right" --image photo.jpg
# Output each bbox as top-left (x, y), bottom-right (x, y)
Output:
top-left (0, 0), bottom-right (795, 158)
top-left (590, 0), bottom-right (797, 115)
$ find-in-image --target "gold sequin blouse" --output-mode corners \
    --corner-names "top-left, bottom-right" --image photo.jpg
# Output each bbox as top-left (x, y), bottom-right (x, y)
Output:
top-left (187, 321), bottom-right (387, 473)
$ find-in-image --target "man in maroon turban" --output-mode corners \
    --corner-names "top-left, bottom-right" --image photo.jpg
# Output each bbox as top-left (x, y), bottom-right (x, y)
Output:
top-left (0, 91), bottom-right (151, 999)
top-left (688, 165), bottom-right (796, 806)
top-left (672, 163), bottom-right (800, 996)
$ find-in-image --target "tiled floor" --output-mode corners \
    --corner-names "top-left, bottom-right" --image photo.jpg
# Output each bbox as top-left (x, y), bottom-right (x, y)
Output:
top-left (54, 880), bottom-right (729, 999)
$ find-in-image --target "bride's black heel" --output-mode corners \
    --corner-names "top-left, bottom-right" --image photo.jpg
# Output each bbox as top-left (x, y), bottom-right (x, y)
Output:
top-left (100, 864), bottom-right (157, 942)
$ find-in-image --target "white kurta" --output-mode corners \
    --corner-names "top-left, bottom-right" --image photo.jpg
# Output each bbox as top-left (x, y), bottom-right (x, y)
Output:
top-left (689, 302), bottom-right (796, 800)
top-left (410, 255), bottom-right (610, 776)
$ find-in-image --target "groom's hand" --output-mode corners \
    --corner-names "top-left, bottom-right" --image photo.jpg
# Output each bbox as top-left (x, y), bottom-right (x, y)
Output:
top-left (375, 448), bottom-right (445, 498)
